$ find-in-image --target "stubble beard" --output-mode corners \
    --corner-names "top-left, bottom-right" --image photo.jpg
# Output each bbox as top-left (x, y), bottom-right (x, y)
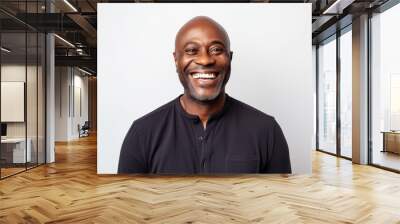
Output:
top-left (186, 79), bottom-right (224, 103)
top-left (178, 65), bottom-right (230, 104)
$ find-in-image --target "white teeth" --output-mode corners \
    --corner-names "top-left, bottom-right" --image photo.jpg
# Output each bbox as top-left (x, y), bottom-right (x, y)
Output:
top-left (192, 73), bottom-right (216, 79)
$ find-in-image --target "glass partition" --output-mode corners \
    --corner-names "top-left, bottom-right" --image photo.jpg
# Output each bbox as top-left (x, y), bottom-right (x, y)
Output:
top-left (1, 31), bottom-right (28, 177)
top-left (0, 1), bottom-right (46, 179)
top-left (318, 36), bottom-right (337, 155)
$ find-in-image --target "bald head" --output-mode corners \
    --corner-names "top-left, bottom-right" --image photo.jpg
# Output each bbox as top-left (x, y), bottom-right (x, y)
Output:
top-left (175, 16), bottom-right (230, 52)
top-left (173, 16), bottom-right (233, 103)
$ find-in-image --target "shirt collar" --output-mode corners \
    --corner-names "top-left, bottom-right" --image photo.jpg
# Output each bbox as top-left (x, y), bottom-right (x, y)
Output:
top-left (175, 93), bottom-right (232, 123)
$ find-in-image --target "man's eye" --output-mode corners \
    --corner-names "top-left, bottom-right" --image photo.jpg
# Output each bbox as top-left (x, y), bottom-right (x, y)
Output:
top-left (210, 47), bottom-right (224, 54)
top-left (185, 48), bottom-right (197, 55)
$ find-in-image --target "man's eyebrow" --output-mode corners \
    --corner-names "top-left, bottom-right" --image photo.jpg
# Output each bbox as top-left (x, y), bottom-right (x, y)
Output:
top-left (182, 40), bottom-right (227, 49)
top-left (183, 41), bottom-right (200, 48)
top-left (209, 40), bottom-right (226, 48)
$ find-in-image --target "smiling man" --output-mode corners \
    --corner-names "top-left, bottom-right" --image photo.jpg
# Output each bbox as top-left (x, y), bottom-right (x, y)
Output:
top-left (118, 16), bottom-right (291, 174)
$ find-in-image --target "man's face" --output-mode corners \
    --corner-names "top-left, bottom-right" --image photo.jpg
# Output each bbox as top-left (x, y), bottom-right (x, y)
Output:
top-left (174, 20), bottom-right (232, 102)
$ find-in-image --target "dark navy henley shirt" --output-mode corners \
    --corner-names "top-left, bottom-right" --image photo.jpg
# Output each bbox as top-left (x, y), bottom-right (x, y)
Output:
top-left (118, 94), bottom-right (291, 174)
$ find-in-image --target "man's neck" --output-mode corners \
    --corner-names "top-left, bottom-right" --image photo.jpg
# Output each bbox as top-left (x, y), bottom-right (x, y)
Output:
top-left (180, 93), bottom-right (226, 129)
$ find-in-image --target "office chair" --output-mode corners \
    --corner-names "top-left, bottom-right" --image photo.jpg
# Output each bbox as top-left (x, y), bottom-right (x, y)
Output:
top-left (79, 121), bottom-right (90, 138)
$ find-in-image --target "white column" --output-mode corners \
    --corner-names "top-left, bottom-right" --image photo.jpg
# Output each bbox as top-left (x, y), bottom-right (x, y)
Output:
top-left (352, 14), bottom-right (369, 164)
top-left (46, 33), bottom-right (55, 163)
top-left (45, 1), bottom-right (55, 163)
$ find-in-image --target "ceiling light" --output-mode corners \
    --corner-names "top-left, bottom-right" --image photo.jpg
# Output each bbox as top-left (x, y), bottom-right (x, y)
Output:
top-left (1, 47), bottom-right (11, 53)
top-left (54, 34), bottom-right (75, 48)
top-left (323, 0), bottom-right (355, 15)
top-left (78, 67), bottom-right (93, 76)
top-left (63, 0), bottom-right (78, 12)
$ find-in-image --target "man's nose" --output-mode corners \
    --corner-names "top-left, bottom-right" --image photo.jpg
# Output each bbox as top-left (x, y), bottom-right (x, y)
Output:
top-left (195, 51), bottom-right (216, 66)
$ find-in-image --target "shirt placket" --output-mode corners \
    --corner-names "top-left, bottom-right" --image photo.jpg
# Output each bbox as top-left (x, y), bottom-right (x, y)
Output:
top-left (193, 122), bottom-right (208, 173)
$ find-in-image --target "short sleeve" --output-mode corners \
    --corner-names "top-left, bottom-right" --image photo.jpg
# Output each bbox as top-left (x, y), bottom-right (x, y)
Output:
top-left (263, 119), bottom-right (292, 174)
top-left (118, 121), bottom-right (148, 173)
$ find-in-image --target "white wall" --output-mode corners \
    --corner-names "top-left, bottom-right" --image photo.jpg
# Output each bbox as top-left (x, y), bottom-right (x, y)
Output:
top-left (1, 82), bottom-right (24, 122)
top-left (55, 66), bottom-right (69, 141)
top-left (98, 3), bottom-right (313, 174)
top-left (72, 72), bottom-right (89, 138)
top-left (55, 67), bottom-right (89, 141)
top-left (1, 65), bottom-right (26, 127)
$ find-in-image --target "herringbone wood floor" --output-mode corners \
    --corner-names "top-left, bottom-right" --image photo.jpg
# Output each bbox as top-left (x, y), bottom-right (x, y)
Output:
top-left (1, 134), bottom-right (400, 224)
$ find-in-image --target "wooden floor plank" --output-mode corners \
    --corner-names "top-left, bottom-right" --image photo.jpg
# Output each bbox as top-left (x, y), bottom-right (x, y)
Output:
top-left (1, 134), bottom-right (400, 223)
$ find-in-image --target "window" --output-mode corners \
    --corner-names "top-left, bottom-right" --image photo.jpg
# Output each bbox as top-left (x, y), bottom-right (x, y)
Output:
top-left (371, 3), bottom-right (400, 171)
top-left (318, 36), bottom-right (337, 154)
top-left (339, 28), bottom-right (352, 158)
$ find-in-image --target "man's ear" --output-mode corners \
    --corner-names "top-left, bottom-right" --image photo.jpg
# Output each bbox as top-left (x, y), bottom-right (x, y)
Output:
top-left (230, 51), bottom-right (233, 61)
top-left (173, 52), bottom-right (178, 67)
top-left (173, 52), bottom-right (179, 73)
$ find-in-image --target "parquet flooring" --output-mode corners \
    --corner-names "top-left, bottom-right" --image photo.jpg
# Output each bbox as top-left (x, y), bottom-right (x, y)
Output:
top-left (1, 134), bottom-right (400, 223)
top-left (1, 167), bottom-right (26, 178)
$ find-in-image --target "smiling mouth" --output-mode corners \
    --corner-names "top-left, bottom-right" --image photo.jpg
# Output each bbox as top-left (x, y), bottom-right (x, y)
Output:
top-left (190, 72), bottom-right (219, 80)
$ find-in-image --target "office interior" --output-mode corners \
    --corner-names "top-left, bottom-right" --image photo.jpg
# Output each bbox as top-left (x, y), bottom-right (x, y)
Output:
top-left (0, 0), bottom-right (399, 222)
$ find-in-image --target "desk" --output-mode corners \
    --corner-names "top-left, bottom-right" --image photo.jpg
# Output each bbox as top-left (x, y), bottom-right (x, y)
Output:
top-left (382, 131), bottom-right (400, 154)
top-left (1, 138), bottom-right (31, 163)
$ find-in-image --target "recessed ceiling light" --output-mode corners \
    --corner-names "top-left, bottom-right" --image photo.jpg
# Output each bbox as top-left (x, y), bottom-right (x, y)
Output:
top-left (54, 34), bottom-right (75, 48)
top-left (323, 0), bottom-right (355, 15)
top-left (63, 0), bottom-right (78, 12)
top-left (1, 47), bottom-right (11, 53)
top-left (78, 67), bottom-right (93, 76)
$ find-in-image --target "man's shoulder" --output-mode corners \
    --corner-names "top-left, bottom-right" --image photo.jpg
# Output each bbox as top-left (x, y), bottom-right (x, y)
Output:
top-left (229, 96), bottom-right (276, 123)
top-left (131, 97), bottom-right (177, 129)
top-left (227, 96), bottom-right (279, 133)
